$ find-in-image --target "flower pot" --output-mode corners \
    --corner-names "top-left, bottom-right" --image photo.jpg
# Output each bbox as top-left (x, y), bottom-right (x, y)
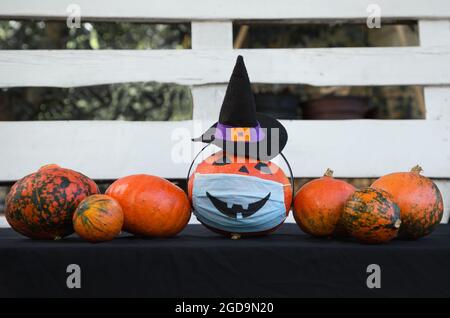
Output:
top-left (301, 96), bottom-right (375, 119)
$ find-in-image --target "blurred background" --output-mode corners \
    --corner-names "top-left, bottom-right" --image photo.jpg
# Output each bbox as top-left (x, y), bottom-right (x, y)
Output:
top-left (0, 20), bottom-right (423, 213)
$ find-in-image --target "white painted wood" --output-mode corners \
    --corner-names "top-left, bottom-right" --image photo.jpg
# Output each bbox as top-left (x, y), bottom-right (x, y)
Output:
top-left (191, 85), bottom-right (228, 121)
top-left (419, 20), bottom-right (450, 47)
top-left (191, 22), bottom-right (233, 50)
top-left (0, 121), bottom-right (192, 181)
top-left (281, 120), bottom-right (450, 179)
top-left (1, 120), bottom-right (450, 182)
top-left (187, 215), bottom-right (201, 225)
top-left (434, 180), bottom-right (450, 224)
top-left (424, 87), bottom-right (450, 120)
top-left (1, 0), bottom-right (449, 21)
top-left (1, 47), bottom-right (450, 88)
top-left (0, 216), bottom-right (8, 228)
top-left (419, 20), bottom-right (450, 121)
top-left (191, 22), bottom-right (232, 121)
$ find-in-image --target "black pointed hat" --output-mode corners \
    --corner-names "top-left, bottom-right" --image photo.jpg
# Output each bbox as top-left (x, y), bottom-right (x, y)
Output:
top-left (192, 55), bottom-right (288, 161)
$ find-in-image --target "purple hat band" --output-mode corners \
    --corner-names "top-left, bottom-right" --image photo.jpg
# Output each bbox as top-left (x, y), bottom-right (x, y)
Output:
top-left (214, 122), bottom-right (265, 143)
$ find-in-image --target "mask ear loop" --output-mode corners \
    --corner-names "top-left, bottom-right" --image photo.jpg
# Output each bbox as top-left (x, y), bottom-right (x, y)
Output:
top-left (186, 143), bottom-right (211, 187)
top-left (279, 152), bottom-right (295, 208)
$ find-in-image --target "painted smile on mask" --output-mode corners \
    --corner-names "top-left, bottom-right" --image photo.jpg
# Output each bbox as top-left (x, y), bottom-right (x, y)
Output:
top-left (206, 192), bottom-right (271, 219)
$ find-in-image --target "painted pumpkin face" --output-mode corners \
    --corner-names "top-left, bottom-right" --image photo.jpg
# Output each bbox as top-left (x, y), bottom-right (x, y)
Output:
top-left (188, 151), bottom-right (292, 237)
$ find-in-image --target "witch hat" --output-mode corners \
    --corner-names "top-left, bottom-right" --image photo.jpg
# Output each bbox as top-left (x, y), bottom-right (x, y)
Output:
top-left (192, 55), bottom-right (288, 161)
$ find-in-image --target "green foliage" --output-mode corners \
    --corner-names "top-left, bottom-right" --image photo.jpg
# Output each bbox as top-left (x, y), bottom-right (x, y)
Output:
top-left (0, 20), bottom-right (192, 121)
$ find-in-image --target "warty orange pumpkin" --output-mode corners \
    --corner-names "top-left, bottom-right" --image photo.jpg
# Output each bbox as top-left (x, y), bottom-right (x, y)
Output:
top-left (371, 165), bottom-right (443, 239)
top-left (341, 188), bottom-right (401, 244)
top-left (5, 164), bottom-right (99, 239)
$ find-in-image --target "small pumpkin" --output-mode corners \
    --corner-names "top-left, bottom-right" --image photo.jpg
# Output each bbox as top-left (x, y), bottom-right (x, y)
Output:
top-left (73, 194), bottom-right (124, 243)
top-left (371, 165), bottom-right (443, 239)
top-left (5, 164), bottom-right (99, 239)
top-left (293, 168), bottom-right (355, 237)
top-left (106, 174), bottom-right (191, 237)
top-left (341, 188), bottom-right (401, 244)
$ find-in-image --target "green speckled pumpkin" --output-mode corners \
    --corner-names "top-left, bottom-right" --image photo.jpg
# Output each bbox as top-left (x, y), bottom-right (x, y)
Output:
top-left (73, 194), bottom-right (123, 243)
top-left (5, 164), bottom-right (99, 240)
top-left (341, 188), bottom-right (401, 244)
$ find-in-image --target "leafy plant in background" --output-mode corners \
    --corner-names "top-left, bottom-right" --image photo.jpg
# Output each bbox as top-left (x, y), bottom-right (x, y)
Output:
top-left (0, 20), bottom-right (192, 121)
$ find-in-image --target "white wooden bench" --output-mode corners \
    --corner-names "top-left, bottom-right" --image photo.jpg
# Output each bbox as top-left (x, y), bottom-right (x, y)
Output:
top-left (0, 0), bottom-right (450, 227)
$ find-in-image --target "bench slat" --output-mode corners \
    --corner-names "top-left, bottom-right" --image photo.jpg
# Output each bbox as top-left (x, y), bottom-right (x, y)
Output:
top-left (419, 20), bottom-right (450, 121)
top-left (1, 47), bottom-right (450, 88)
top-left (1, 120), bottom-right (449, 181)
top-left (1, 0), bottom-right (450, 21)
top-left (191, 22), bottom-right (232, 121)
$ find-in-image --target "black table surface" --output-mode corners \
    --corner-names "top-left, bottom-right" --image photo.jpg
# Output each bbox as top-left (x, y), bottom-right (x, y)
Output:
top-left (0, 224), bottom-right (449, 298)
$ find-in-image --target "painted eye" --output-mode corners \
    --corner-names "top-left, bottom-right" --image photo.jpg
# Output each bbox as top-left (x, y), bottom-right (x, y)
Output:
top-left (213, 156), bottom-right (231, 166)
top-left (254, 162), bottom-right (272, 174)
top-left (238, 165), bottom-right (249, 174)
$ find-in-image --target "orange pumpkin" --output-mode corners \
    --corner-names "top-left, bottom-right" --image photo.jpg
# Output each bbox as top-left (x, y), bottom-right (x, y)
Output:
top-left (293, 169), bottom-right (355, 237)
top-left (341, 188), bottom-right (401, 244)
top-left (73, 194), bottom-right (124, 243)
top-left (188, 151), bottom-right (292, 212)
top-left (371, 165), bottom-right (443, 239)
top-left (106, 175), bottom-right (191, 237)
top-left (188, 151), bottom-right (292, 237)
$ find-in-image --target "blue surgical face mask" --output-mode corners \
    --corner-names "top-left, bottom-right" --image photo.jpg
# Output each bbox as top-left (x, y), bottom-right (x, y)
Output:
top-left (192, 173), bottom-right (287, 234)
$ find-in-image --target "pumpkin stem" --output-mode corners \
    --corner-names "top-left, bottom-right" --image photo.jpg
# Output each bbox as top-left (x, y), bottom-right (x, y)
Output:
top-left (411, 165), bottom-right (423, 174)
top-left (231, 233), bottom-right (241, 240)
top-left (39, 164), bottom-right (60, 171)
top-left (323, 168), bottom-right (334, 177)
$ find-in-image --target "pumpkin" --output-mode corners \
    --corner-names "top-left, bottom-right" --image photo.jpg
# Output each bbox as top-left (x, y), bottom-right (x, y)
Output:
top-left (188, 151), bottom-right (292, 238)
top-left (293, 168), bottom-right (355, 237)
top-left (5, 164), bottom-right (99, 239)
top-left (105, 174), bottom-right (191, 237)
top-left (341, 188), bottom-right (401, 244)
top-left (73, 194), bottom-right (124, 243)
top-left (371, 165), bottom-right (443, 239)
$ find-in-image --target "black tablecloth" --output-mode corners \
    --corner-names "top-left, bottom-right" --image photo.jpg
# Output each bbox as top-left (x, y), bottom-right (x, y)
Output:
top-left (0, 224), bottom-right (449, 298)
